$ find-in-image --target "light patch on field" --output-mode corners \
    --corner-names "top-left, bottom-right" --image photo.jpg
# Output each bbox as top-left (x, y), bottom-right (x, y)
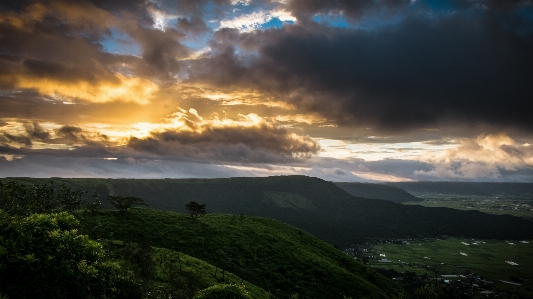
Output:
top-left (505, 261), bottom-right (519, 266)
top-left (262, 191), bottom-right (315, 210)
top-left (460, 252), bottom-right (468, 256)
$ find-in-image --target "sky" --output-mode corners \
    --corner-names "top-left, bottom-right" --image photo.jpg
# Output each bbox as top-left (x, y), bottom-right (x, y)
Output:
top-left (1, 0), bottom-right (532, 182)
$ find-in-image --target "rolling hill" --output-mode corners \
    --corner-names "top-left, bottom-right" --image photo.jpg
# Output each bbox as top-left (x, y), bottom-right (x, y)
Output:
top-left (4, 176), bottom-right (533, 247)
top-left (81, 208), bottom-right (403, 299)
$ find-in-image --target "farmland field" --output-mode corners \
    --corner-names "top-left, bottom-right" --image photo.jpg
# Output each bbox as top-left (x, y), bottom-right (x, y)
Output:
top-left (367, 238), bottom-right (533, 296)
top-left (403, 194), bottom-right (533, 219)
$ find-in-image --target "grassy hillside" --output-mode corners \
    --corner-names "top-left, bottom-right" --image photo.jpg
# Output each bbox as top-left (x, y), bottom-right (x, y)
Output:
top-left (4, 176), bottom-right (533, 246)
top-left (103, 240), bottom-right (270, 298)
top-left (335, 182), bottom-right (422, 203)
top-left (81, 208), bottom-right (403, 299)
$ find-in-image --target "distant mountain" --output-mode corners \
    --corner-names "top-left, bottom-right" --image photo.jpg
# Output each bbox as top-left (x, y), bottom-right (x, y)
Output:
top-left (4, 176), bottom-right (533, 246)
top-left (390, 182), bottom-right (533, 197)
top-left (334, 182), bottom-right (422, 203)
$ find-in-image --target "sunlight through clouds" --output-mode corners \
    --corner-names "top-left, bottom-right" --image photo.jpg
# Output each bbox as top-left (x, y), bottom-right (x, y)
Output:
top-left (12, 73), bottom-right (158, 105)
top-left (416, 134), bottom-right (533, 180)
top-left (219, 9), bottom-right (295, 32)
top-left (1, 0), bottom-right (532, 181)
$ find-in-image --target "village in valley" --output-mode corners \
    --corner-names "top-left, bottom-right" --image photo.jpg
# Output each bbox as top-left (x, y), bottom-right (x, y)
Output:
top-left (344, 237), bottom-right (532, 298)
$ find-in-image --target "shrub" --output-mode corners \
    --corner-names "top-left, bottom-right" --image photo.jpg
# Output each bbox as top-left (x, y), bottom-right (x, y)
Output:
top-left (193, 284), bottom-right (252, 299)
top-left (0, 210), bottom-right (140, 299)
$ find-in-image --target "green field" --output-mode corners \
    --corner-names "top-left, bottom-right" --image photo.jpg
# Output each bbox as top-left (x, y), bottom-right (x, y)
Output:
top-left (368, 238), bottom-right (533, 296)
top-left (404, 194), bottom-right (533, 219)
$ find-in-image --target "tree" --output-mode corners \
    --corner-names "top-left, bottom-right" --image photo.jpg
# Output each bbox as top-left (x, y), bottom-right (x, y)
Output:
top-left (107, 196), bottom-right (146, 215)
top-left (0, 210), bottom-right (141, 299)
top-left (0, 181), bottom-right (85, 216)
top-left (186, 201), bottom-right (206, 220)
top-left (429, 263), bottom-right (443, 287)
top-left (84, 193), bottom-right (103, 215)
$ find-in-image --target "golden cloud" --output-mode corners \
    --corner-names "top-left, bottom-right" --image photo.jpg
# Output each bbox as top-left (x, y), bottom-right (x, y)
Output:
top-left (416, 134), bottom-right (533, 179)
top-left (0, 1), bottom-right (115, 32)
top-left (273, 114), bottom-right (327, 125)
top-left (125, 108), bottom-right (320, 161)
top-left (12, 73), bottom-right (158, 104)
top-left (172, 84), bottom-right (295, 109)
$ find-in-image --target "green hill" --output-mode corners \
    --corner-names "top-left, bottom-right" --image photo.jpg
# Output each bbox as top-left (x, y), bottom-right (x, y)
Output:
top-left (334, 182), bottom-right (422, 203)
top-left (105, 240), bottom-right (270, 299)
top-left (4, 176), bottom-right (533, 246)
top-left (81, 208), bottom-right (403, 299)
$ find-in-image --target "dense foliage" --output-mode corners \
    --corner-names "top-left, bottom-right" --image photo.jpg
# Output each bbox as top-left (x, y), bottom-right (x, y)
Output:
top-left (82, 209), bottom-right (403, 299)
top-left (0, 211), bottom-right (140, 299)
top-left (0, 180), bottom-right (84, 216)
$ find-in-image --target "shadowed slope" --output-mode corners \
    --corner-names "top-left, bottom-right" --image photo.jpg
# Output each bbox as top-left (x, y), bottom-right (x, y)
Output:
top-left (5, 176), bottom-right (533, 246)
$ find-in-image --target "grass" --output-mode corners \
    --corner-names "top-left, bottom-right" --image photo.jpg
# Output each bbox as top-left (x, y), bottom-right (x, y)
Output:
top-left (109, 240), bottom-right (270, 299)
top-left (80, 208), bottom-right (403, 299)
top-left (367, 238), bottom-right (533, 296)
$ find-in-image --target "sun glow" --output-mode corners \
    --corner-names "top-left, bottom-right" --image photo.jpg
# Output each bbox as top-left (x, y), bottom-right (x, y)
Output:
top-left (11, 73), bottom-right (158, 104)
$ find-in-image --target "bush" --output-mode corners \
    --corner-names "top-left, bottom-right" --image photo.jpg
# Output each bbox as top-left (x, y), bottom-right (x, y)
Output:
top-left (193, 284), bottom-right (252, 299)
top-left (0, 210), bottom-right (140, 299)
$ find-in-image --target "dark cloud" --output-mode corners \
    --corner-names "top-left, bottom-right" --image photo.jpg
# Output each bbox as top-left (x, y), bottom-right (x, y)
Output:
top-left (54, 125), bottom-right (109, 145)
top-left (1, 122), bottom-right (50, 147)
top-left (0, 0), bottom-right (191, 94)
top-left (127, 124), bottom-right (320, 163)
top-left (284, 0), bottom-right (532, 21)
top-left (3, 133), bottom-right (32, 147)
top-left (423, 140), bottom-right (456, 146)
top-left (56, 125), bottom-right (83, 140)
top-left (1, 120), bottom-right (319, 164)
top-left (177, 17), bottom-right (209, 35)
top-left (500, 143), bottom-right (533, 160)
top-left (127, 26), bottom-right (188, 79)
top-left (22, 58), bottom-right (117, 85)
top-left (285, 0), bottom-right (411, 22)
top-left (190, 8), bottom-right (533, 132)
top-left (24, 122), bottom-right (50, 140)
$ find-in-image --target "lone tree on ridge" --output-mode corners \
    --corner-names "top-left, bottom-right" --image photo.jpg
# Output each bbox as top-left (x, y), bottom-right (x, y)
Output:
top-left (186, 201), bottom-right (206, 220)
top-left (107, 195), bottom-right (146, 215)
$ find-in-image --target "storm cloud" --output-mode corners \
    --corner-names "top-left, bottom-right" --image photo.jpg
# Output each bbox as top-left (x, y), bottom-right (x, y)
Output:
top-left (1, 0), bottom-right (532, 181)
top-left (190, 8), bottom-right (533, 132)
